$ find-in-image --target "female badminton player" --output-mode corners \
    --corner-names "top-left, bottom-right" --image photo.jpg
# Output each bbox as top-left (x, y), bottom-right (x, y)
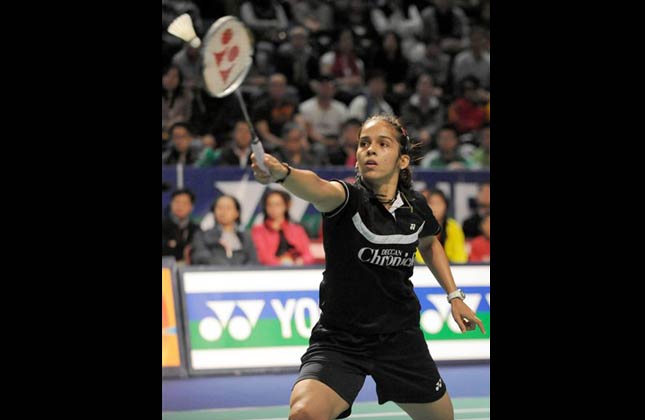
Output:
top-left (251, 114), bottom-right (485, 420)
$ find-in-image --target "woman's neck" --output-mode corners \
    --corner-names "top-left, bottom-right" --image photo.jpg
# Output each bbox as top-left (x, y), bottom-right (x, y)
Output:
top-left (364, 179), bottom-right (399, 206)
top-left (220, 224), bottom-right (235, 233)
top-left (270, 217), bottom-right (285, 230)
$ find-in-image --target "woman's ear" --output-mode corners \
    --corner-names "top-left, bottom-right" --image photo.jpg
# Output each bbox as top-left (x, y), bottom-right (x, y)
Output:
top-left (399, 154), bottom-right (410, 170)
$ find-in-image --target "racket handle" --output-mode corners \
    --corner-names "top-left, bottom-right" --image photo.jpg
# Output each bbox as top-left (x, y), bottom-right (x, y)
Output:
top-left (251, 137), bottom-right (269, 174)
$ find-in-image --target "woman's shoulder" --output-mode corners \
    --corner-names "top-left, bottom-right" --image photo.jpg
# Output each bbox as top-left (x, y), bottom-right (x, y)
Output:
top-left (286, 221), bottom-right (308, 233)
top-left (403, 188), bottom-right (428, 208)
top-left (251, 223), bottom-right (267, 234)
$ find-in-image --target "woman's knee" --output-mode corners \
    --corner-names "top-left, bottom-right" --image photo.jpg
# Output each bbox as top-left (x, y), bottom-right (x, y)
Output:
top-left (288, 401), bottom-right (328, 420)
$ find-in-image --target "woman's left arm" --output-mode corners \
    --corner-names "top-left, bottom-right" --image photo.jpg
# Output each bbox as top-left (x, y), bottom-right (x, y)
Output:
top-left (418, 235), bottom-right (486, 334)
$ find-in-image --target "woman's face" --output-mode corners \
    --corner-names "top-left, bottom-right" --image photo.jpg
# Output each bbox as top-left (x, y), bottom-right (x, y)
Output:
top-left (162, 67), bottom-right (180, 91)
top-left (357, 120), bottom-right (408, 185)
top-left (215, 196), bottom-right (239, 227)
top-left (266, 193), bottom-right (288, 222)
top-left (384, 33), bottom-right (398, 53)
top-left (481, 215), bottom-right (490, 239)
top-left (234, 122), bottom-right (252, 148)
top-left (171, 193), bottom-right (193, 220)
top-left (285, 128), bottom-right (303, 153)
top-left (339, 30), bottom-right (354, 52)
top-left (428, 194), bottom-right (447, 221)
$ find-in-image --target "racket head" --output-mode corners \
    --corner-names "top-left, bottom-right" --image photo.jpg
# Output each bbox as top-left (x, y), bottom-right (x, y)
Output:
top-left (202, 16), bottom-right (254, 98)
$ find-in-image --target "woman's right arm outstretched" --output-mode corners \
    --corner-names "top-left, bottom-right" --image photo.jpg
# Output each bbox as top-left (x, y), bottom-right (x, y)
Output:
top-left (251, 153), bottom-right (346, 213)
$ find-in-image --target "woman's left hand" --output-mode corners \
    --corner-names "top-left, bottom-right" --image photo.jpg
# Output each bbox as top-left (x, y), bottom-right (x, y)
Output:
top-left (450, 299), bottom-right (486, 334)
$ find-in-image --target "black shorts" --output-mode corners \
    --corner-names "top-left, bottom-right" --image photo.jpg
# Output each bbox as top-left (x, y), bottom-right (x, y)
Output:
top-left (293, 322), bottom-right (446, 419)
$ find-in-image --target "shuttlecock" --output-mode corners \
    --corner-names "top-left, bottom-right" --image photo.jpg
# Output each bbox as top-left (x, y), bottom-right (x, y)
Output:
top-left (167, 13), bottom-right (201, 48)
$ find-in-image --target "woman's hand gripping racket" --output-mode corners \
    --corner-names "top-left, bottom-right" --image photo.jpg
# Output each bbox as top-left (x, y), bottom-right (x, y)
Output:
top-left (202, 16), bottom-right (269, 174)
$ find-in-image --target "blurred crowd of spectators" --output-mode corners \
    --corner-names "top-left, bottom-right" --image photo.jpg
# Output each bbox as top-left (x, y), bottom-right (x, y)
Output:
top-left (162, 1), bottom-right (490, 266)
top-left (162, 0), bottom-right (490, 171)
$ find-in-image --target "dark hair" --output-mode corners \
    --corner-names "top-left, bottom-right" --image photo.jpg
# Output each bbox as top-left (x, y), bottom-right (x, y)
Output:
top-left (382, 30), bottom-right (402, 50)
top-left (212, 194), bottom-right (242, 225)
top-left (171, 188), bottom-right (195, 204)
top-left (426, 188), bottom-right (449, 246)
top-left (427, 188), bottom-right (449, 213)
top-left (359, 114), bottom-right (421, 190)
top-left (317, 74), bottom-right (336, 84)
top-left (281, 122), bottom-right (305, 138)
top-left (438, 123), bottom-right (459, 138)
top-left (262, 190), bottom-right (291, 221)
top-left (459, 75), bottom-right (480, 94)
top-left (342, 118), bottom-right (362, 130)
top-left (162, 64), bottom-right (185, 108)
top-left (169, 121), bottom-right (193, 137)
top-left (365, 69), bottom-right (386, 83)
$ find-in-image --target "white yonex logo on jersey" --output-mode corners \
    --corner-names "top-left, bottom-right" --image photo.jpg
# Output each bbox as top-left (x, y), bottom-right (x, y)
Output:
top-left (410, 223), bottom-right (416, 230)
top-left (435, 379), bottom-right (443, 391)
top-left (358, 247), bottom-right (415, 267)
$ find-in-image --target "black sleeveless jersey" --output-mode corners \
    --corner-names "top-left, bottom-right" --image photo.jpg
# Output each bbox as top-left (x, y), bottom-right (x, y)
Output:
top-left (319, 179), bottom-right (441, 335)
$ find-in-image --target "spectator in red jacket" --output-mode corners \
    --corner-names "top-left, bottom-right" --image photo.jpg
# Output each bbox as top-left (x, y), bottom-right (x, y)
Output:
top-left (252, 190), bottom-right (315, 266)
top-left (468, 212), bottom-right (490, 262)
top-left (448, 75), bottom-right (488, 135)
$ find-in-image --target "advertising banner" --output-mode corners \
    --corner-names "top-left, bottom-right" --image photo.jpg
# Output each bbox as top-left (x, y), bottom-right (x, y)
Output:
top-left (180, 265), bottom-right (490, 374)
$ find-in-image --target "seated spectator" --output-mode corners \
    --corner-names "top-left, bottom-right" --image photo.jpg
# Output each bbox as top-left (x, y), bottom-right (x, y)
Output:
top-left (463, 182), bottom-right (490, 239)
top-left (452, 26), bottom-right (490, 91)
top-left (193, 134), bottom-right (221, 167)
top-left (319, 28), bottom-right (365, 104)
top-left (370, 0), bottom-right (424, 63)
top-left (333, 0), bottom-right (379, 55)
top-left (191, 195), bottom-right (258, 265)
top-left (162, 65), bottom-right (193, 142)
top-left (252, 190), bottom-right (314, 266)
top-left (328, 118), bottom-right (361, 167)
top-left (240, 0), bottom-right (289, 45)
top-left (409, 40), bottom-right (451, 91)
top-left (274, 123), bottom-right (328, 168)
top-left (415, 188), bottom-right (468, 263)
top-left (171, 42), bottom-right (203, 92)
top-left (468, 212), bottom-right (490, 262)
top-left (292, 0), bottom-right (334, 36)
top-left (420, 124), bottom-right (473, 169)
top-left (368, 30), bottom-right (410, 100)
top-left (349, 70), bottom-right (394, 121)
top-left (252, 73), bottom-right (303, 151)
top-left (275, 26), bottom-right (320, 101)
top-left (400, 73), bottom-right (445, 148)
top-left (162, 122), bottom-right (201, 165)
top-left (240, 0), bottom-right (289, 77)
top-left (298, 76), bottom-right (349, 160)
top-left (470, 124), bottom-right (490, 169)
top-left (420, 0), bottom-right (470, 55)
top-left (448, 75), bottom-right (489, 135)
top-left (218, 121), bottom-right (253, 167)
top-left (162, 188), bottom-right (200, 264)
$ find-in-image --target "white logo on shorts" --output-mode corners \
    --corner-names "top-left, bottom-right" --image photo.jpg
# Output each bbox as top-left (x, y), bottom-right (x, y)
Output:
top-left (410, 223), bottom-right (416, 230)
top-left (435, 379), bottom-right (443, 391)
